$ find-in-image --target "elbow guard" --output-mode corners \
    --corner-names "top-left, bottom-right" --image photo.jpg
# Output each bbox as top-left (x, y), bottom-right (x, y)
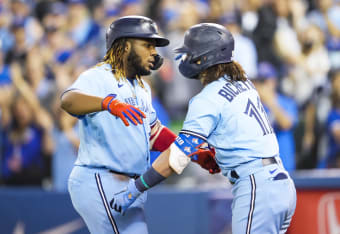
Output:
top-left (169, 142), bottom-right (191, 174)
top-left (169, 131), bottom-right (218, 174)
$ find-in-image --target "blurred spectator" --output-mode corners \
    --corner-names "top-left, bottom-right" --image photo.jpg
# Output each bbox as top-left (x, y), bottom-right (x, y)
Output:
top-left (41, 1), bottom-right (69, 31)
top-left (51, 96), bottom-right (79, 192)
top-left (1, 96), bottom-right (47, 185)
top-left (67, 0), bottom-right (100, 49)
top-left (6, 20), bottom-right (28, 66)
top-left (206, 0), bottom-right (235, 22)
top-left (0, 47), bottom-right (11, 86)
top-left (252, 0), bottom-right (281, 68)
top-left (237, 0), bottom-right (262, 34)
top-left (273, 0), bottom-right (303, 68)
top-left (42, 26), bottom-right (74, 65)
top-left (326, 0), bottom-right (340, 70)
top-left (319, 69), bottom-right (340, 168)
top-left (119, 0), bottom-right (144, 16)
top-left (24, 47), bottom-right (56, 111)
top-left (253, 62), bottom-right (298, 171)
top-left (161, 0), bottom-right (203, 121)
top-left (221, 10), bottom-right (258, 79)
top-left (283, 23), bottom-right (330, 106)
top-left (308, 0), bottom-right (340, 70)
top-left (0, 3), bottom-right (15, 53)
top-left (1, 64), bottom-right (53, 186)
top-left (0, 46), bottom-right (14, 182)
top-left (308, 0), bottom-right (333, 32)
top-left (10, 0), bottom-right (44, 47)
top-left (281, 23), bottom-right (330, 168)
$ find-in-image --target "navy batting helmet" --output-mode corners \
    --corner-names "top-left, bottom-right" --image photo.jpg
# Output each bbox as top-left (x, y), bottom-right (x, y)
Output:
top-left (106, 15), bottom-right (169, 51)
top-left (174, 23), bottom-right (234, 79)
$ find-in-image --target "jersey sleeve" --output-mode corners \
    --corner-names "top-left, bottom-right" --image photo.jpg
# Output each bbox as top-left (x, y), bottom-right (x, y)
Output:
top-left (66, 69), bottom-right (105, 97)
top-left (182, 93), bottom-right (221, 138)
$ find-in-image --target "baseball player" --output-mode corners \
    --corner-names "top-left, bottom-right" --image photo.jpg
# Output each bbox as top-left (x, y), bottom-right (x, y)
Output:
top-left (60, 16), bottom-right (218, 234)
top-left (110, 23), bottom-right (297, 234)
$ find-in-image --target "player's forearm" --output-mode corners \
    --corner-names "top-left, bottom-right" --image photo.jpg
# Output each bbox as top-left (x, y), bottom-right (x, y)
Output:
top-left (61, 91), bottom-right (103, 115)
top-left (152, 148), bottom-right (175, 177)
top-left (134, 148), bottom-right (173, 193)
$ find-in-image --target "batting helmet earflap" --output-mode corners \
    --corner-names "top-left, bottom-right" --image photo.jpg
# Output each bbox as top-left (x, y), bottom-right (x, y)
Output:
top-left (174, 23), bottom-right (235, 79)
top-left (106, 15), bottom-right (169, 51)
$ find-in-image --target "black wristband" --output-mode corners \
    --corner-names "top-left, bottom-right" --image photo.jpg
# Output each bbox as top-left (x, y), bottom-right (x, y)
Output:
top-left (135, 167), bottom-right (166, 192)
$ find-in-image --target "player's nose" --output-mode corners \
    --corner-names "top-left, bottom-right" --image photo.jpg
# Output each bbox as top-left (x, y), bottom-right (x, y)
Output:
top-left (150, 46), bottom-right (157, 56)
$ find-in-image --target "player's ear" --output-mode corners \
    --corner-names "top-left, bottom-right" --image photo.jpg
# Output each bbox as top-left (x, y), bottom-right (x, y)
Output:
top-left (125, 40), bottom-right (132, 53)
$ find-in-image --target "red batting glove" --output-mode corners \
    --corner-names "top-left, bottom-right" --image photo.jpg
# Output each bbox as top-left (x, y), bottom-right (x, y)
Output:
top-left (189, 147), bottom-right (221, 174)
top-left (102, 94), bottom-right (146, 126)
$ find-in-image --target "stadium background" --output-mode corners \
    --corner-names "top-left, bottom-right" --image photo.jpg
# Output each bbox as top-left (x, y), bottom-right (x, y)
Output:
top-left (1, 0), bottom-right (340, 233)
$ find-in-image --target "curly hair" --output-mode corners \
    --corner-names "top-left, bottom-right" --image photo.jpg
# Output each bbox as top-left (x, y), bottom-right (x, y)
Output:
top-left (102, 38), bottom-right (127, 80)
top-left (198, 61), bottom-right (247, 86)
top-left (100, 38), bottom-right (145, 88)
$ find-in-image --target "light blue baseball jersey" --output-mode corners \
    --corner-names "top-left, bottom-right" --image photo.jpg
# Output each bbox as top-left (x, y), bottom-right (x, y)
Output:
top-left (66, 63), bottom-right (155, 234)
top-left (182, 75), bottom-right (279, 174)
top-left (182, 75), bottom-right (296, 234)
top-left (66, 63), bottom-right (156, 174)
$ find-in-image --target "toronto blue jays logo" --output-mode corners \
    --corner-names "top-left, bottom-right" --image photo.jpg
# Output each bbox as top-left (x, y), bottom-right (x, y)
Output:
top-left (124, 97), bottom-right (136, 106)
top-left (176, 137), bottom-right (184, 145)
top-left (139, 99), bottom-right (149, 113)
top-left (184, 147), bottom-right (191, 153)
top-left (192, 138), bottom-right (199, 144)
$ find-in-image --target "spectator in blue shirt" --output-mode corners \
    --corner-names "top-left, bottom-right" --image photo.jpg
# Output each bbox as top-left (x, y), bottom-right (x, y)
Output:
top-left (0, 64), bottom-right (54, 186)
top-left (253, 62), bottom-right (298, 171)
top-left (321, 69), bottom-right (340, 168)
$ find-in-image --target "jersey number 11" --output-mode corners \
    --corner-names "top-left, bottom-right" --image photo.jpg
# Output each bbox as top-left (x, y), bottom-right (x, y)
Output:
top-left (244, 97), bottom-right (274, 136)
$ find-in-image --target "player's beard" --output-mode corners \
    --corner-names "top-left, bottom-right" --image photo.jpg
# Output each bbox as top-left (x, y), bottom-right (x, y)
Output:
top-left (127, 47), bottom-right (151, 77)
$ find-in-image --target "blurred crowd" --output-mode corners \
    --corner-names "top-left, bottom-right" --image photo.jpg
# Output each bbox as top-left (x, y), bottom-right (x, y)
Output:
top-left (0, 0), bottom-right (340, 190)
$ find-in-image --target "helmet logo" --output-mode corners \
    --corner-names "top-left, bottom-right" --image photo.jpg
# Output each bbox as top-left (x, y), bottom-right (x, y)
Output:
top-left (231, 50), bottom-right (235, 61)
top-left (175, 53), bottom-right (188, 62)
top-left (141, 19), bottom-right (157, 34)
top-left (181, 54), bottom-right (188, 62)
top-left (153, 23), bottom-right (158, 33)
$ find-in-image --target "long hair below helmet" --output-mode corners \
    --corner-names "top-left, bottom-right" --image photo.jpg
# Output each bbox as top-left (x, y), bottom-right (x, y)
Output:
top-left (99, 38), bottom-right (145, 88)
top-left (199, 61), bottom-right (247, 86)
top-left (103, 38), bottom-right (127, 80)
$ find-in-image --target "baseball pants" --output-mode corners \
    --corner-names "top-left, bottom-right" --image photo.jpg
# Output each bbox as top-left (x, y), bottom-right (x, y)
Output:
top-left (68, 166), bottom-right (148, 234)
top-left (229, 159), bottom-right (296, 234)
